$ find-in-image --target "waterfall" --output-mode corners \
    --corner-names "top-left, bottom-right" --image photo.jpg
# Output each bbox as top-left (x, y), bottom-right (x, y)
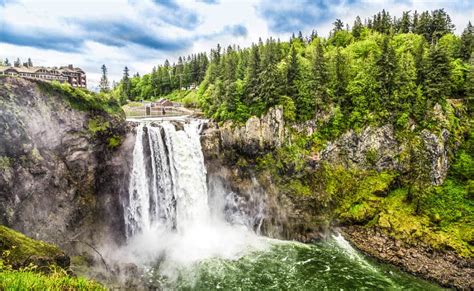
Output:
top-left (122, 119), bottom-right (267, 271)
top-left (125, 120), bottom-right (210, 237)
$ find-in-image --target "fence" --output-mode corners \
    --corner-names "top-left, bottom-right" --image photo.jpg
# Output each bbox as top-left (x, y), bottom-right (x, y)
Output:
top-left (125, 105), bottom-right (188, 118)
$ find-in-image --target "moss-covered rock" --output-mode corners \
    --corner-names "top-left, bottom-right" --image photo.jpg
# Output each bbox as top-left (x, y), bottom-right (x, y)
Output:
top-left (0, 225), bottom-right (69, 270)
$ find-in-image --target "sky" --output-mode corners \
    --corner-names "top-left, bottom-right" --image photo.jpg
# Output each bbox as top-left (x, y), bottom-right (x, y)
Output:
top-left (0, 0), bottom-right (472, 90)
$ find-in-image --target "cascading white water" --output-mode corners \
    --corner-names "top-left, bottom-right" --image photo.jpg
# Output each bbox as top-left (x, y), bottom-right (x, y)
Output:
top-left (123, 119), bottom-right (267, 270)
top-left (125, 120), bottom-right (211, 237)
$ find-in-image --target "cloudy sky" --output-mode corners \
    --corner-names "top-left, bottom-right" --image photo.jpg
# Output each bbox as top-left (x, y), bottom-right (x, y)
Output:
top-left (1, 0), bottom-right (472, 89)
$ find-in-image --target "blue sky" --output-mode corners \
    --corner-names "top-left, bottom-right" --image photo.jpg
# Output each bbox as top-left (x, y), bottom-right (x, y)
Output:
top-left (0, 0), bottom-right (472, 89)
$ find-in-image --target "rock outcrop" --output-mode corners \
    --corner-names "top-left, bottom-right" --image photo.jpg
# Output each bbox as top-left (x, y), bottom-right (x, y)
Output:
top-left (216, 106), bottom-right (285, 156)
top-left (202, 107), bottom-right (329, 242)
top-left (202, 106), bottom-right (452, 240)
top-left (0, 225), bottom-right (70, 271)
top-left (319, 125), bottom-right (449, 185)
top-left (342, 226), bottom-right (474, 290)
top-left (0, 77), bottom-right (133, 249)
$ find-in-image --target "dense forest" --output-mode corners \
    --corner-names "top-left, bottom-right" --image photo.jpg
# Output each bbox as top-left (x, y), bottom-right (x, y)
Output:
top-left (113, 9), bottom-right (473, 126)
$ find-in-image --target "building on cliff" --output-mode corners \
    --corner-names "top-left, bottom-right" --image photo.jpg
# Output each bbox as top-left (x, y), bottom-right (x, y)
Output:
top-left (0, 64), bottom-right (86, 88)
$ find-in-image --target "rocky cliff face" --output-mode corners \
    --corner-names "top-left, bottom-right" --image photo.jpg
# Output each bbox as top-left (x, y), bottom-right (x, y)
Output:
top-left (0, 77), bottom-right (133, 248)
top-left (202, 106), bottom-right (452, 240)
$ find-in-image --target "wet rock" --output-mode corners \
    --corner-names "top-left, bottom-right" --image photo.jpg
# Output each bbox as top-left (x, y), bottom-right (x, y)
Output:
top-left (342, 226), bottom-right (474, 290)
top-left (218, 106), bottom-right (285, 156)
top-left (0, 77), bottom-right (132, 250)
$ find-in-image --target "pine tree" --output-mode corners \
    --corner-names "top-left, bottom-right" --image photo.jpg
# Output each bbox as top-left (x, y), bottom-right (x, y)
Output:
top-left (460, 22), bottom-right (474, 61)
top-left (14, 58), bottom-right (20, 67)
top-left (4, 58), bottom-right (10, 66)
top-left (416, 11), bottom-right (432, 41)
top-left (412, 10), bottom-right (419, 32)
top-left (332, 19), bottom-right (344, 34)
top-left (399, 11), bottom-right (411, 33)
top-left (414, 39), bottom-right (426, 85)
top-left (309, 30), bottom-right (318, 42)
top-left (99, 64), bottom-right (110, 93)
top-left (311, 41), bottom-right (329, 110)
top-left (465, 53), bottom-right (474, 113)
top-left (376, 36), bottom-right (397, 109)
top-left (395, 53), bottom-right (417, 113)
top-left (297, 31), bottom-right (304, 42)
top-left (244, 44), bottom-right (261, 107)
top-left (424, 43), bottom-right (451, 104)
top-left (222, 46), bottom-right (240, 112)
top-left (352, 16), bottom-right (363, 39)
top-left (27, 58), bottom-right (33, 67)
top-left (258, 38), bottom-right (282, 109)
top-left (120, 66), bottom-right (130, 104)
top-left (431, 9), bottom-right (454, 41)
top-left (285, 44), bottom-right (299, 101)
top-left (332, 48), bottom-right (348, 107)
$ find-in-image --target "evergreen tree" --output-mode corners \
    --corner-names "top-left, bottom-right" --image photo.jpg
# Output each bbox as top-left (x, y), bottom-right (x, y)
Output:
top-left (244, 44), bottom-right (261, 108)
top-left (309, 30), bottom-right (318, 42)
top-left (460, 22), bottom-right (474, 61)
top-left (332, 19), bottom-right (344, 34)
top-left (465, 53), bottom-right (474, 113)
top-left (4, 58), bottom-right (10, 66)
top-left (13, 58), bottom-right (20, 67)
top-left (99, 64), bottom-right (110, 93)
top-left (27, 58), bottom-right (33, 67)
top-left (258, 38), bottom-right (282, 109)
top-left (332, 48), bottom-right (348, 107)
top-left (416, 11), bottom-right (432, 41)
top-left (311, 41), bottom-right (329, 109)
top-left (352, 16), bottom-right (363, 39)
top-left (412, 10), bottom-right (419, 33)
top-left (399, 11), bottom-right (411, 33)
top-left (424, 43), bottom-right (451, 104)
top-left (222, 46), bottom-right (240, 112)
top-left (297, 31), bottom-right (304, 42)
top-left (414, 39), bottom-right (426, 85)
top-left (431, 9), bottom-right (454, 41)
top-left (121, 66), bottom-right (130, 104)
top-left (376, 37), bottom-right (397, 109)
top-left (285, 44), bottom-right (299, 101)
top-left (395, 53), bottom-right (418, 113)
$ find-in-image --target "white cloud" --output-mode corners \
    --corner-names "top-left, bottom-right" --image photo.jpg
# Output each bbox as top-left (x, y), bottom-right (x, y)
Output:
top-left (1, 0), bottom-right (472, 89)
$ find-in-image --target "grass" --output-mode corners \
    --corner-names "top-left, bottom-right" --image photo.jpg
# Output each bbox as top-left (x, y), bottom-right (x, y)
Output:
top-left (37, 81), bottom-right (123, 115)
top-left (0, 261), bottom-right (104, 290)
top-left (151, 89), bottom-right (199, 108)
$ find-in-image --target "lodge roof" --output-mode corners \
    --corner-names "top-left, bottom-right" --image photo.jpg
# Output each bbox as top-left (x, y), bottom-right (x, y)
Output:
top-left (0, 65), bottom-right (85, 74)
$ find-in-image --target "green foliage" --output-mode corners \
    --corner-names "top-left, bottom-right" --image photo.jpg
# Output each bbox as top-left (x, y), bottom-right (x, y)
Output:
top-left (87, 116), bottom-right (123, 148)
top-left (0, 156), bottom-right (10, 170)
top-left (424, 43), bottom-right (452, 103)
top-left (278, 96), bottom-right (296, 122)
top-left (38, 81), bottom-right (122, 115)
top-left (87, 117), bottom-right (110, 135)
top-left (118, 10), bottom-right (467, 125)
top-left (107, 136), bottom-right (122, 149)
top-left (0, 261), bottom-right (104, 290)
top-left (0, 226), bottom-right (64, 266)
